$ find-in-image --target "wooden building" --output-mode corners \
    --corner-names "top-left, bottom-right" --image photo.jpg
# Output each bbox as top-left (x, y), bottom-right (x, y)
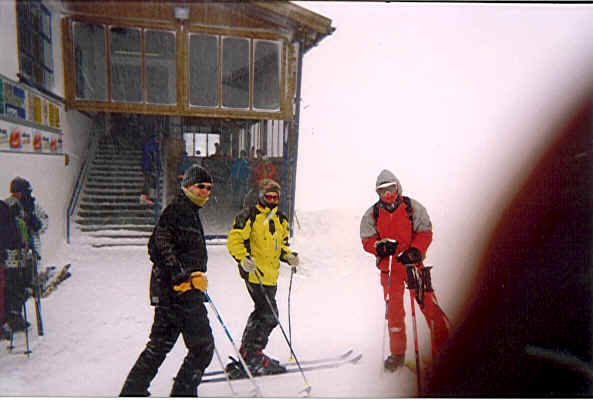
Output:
top-left (57, 1), bottom-right (334, 238)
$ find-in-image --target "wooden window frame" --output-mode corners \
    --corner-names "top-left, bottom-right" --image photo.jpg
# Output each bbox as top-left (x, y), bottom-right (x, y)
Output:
top-left (62, 16), bottom-right (293, 121)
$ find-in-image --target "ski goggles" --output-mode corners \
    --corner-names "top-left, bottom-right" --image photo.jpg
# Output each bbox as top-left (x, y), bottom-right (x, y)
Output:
top-left (264, 193), bottom-right (279, 201)
top-left (376, 182), bottom-right (398, 195)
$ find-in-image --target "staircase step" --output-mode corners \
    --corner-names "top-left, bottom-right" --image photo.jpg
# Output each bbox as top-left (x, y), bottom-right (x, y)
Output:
top-left (78, 224), bottom-right (154, 233)
top-left (79, 202), bottom-right (152, 211)
top-left (87, 170), bottom-right (144, 179)
top-left (83, 188), bottom-right (143, 196)
top-left (80, 194), bottom-right (145, 203)
top-left (85, 183), bottom-right (143, 190)
top-left (87, 177), bottom-right (144, 184)
top-left (91, 158), bottom-right (142, 167)
top-left (89, 165), bottom-right (143, 172)
top-left (78, 209), bottom-right (154, 218)
top-left (76, 216), bottom-right (155, 226)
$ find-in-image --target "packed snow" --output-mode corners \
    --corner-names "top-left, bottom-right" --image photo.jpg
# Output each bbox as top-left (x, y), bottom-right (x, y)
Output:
top-left (0, 208), bottom-right (447, 397)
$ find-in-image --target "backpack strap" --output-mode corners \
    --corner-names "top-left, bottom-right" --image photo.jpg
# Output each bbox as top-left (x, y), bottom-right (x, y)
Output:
top-left (373, 196), bottom-right (414, 227)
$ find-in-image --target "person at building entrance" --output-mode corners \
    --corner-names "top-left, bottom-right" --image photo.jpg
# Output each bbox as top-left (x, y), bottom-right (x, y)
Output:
top-left (360, 169), bottom-right (449, 371)
top-left (140, 135), bottom-right (159, 205)
top-left (120, 165), bottom-right (215, 397)
top-left (230, 150), bottom-right (251, 207)
top-left (225, 179), bottom-right (300, 378)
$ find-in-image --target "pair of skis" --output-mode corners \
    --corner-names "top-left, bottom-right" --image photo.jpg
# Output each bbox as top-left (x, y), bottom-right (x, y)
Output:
top-left (201, 349), bottom-right (362, 385)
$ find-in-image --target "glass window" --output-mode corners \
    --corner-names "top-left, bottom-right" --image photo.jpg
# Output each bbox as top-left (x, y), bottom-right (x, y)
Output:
top-left (73, 22), bottom-right (107, 101)
top-left (189, 33), bottom-right (219, 107)
top-left (145, 30), bottom-right (176, 105)
top-left (110, 27), bottom-right (142, 102)
top-left (17, 0), bottom-right (54, 89)
top-left (183, 132), bottom-right (219, 157)
top-left (222, 36), bottom-right (250, 109)
top-left (253, 40), bottom-right (281, 110)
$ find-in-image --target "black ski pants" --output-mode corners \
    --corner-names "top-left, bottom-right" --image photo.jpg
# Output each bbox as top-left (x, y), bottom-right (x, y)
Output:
top-left (241, 281), bottom-right (278, 353)
top-left (120, 301), bottom-right (214, 397)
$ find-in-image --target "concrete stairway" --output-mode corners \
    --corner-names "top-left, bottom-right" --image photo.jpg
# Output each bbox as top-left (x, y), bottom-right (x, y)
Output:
top-left (74, 140), bottom-right (157, 248)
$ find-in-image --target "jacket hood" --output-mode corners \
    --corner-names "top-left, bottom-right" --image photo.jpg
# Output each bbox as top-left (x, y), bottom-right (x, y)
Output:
top-left (376, 169), bottom-right (402, 196)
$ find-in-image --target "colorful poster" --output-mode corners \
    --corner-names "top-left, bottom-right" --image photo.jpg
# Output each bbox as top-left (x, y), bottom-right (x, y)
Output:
top-left (32, 130), bottom-right (43, 152)
top-left (33, 95), bottom-right (42, 124)
top-left (21, 128), bottom-right (33, 152)
top-left (42, 132), bottom-right (51, 152)
top-left (5, 84), bottom-right (26, 120)
top-left (41, 98), bottom-right (49, 126)
top-left (0, 122), bottom-right (8, 150)
top-left (8, 125), bottom-right (23, 150)
top-left (0, 80), bottom-right (4, 116)
top-left (48, 102), bottom-right (60, 129)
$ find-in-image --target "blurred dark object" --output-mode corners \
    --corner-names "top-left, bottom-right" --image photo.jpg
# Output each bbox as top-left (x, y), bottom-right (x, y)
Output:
top-left (427, 92), bottom-right (593, 396)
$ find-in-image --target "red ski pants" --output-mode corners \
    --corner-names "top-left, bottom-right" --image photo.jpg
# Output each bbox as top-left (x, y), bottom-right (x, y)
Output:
top-left (381, 263), bottom-right (449, 358)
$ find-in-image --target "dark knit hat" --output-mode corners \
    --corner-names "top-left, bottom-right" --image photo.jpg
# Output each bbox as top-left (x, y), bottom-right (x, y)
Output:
top-left (181, 165), bottom-right (212, 188)
top-left (10, 177), bottom-right (31, 194)
top-left (258, 179), bottom-right (281, 199)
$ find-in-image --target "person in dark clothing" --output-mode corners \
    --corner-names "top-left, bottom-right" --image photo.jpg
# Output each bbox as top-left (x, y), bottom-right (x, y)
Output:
top-left (120, 165), bottom-right (215, 397)
top-left (140, 136), bottom-right (159, 204)
top-left (3, 177), bottom-right (47, 334)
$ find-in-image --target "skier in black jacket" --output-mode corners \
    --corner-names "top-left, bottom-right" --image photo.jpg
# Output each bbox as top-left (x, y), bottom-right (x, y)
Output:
top-left (120, 165), bottom-right (215, 397)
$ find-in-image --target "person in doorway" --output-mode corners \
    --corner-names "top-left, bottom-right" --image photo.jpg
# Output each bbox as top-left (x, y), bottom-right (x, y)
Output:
top-left (251, 149), bottom-right (277, 188)
top-left (176, 151), bottom-right (194, 186)
top-left (230, 150), bottom-right (251, 207)
top-left (225, 179), bottom-right (300, 378)
top-left (360, 169), bottom-right (449, 371)
top-left (120, 165), bottom-right (215, 397)
top-left (140, 135), bottom-right (159, 205)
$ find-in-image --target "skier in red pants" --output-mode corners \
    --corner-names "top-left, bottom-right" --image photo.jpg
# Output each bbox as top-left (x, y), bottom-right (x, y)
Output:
top-left (360, 169), bottom-right (449, 371)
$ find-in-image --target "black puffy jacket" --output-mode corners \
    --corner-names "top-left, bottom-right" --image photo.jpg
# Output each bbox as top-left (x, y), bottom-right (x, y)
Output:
top-left (148, 192), bottom-right (208, 306)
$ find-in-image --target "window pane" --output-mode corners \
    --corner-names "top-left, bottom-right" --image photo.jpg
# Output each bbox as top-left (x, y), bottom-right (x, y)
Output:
top-left (145, 30), bottom-right (176, 105)
top-left (222, 36), bottom-right (249, 109)
top-left (253, 40), bottom-right (280, 110)
top-left (110, 27), bottom-right (142, 102)
top-left (189, 34), bottom-right (218, 107)
top-left (73, 22), bottom-right (107, 101)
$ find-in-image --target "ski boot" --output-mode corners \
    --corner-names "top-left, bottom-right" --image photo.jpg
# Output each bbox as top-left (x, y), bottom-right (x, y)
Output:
top-left (384, 354), bottom-right (405, 372)
top-left (246, 349), bottom-right (286, 376)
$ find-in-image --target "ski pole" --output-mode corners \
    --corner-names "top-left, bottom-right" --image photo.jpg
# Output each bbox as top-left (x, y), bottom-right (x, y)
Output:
top-left (381, 256), bottom-right (393, 369)
top-left (22, 300), bottom-right (31, 357)
top-left (212, 344), bottom-right (237, 397)
top-left (287, 265), bottom-right (295, 361)
top-left (31, 249), bottom-right (43, 336)
top-left (204, 291), bottom-right (263, 397)
top-left (405, 264), bottom-right (421, 394)
top-left (254, 270), bottom-right (311, 396)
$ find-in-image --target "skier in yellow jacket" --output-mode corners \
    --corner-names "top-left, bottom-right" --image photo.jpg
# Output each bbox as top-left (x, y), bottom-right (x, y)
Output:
top-left (226, 179), bottom-right (299, 378)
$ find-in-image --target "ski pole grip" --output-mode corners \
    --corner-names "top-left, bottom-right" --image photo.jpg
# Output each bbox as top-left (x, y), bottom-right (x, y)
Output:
top-left (405, 264), bottom-right (418, 290)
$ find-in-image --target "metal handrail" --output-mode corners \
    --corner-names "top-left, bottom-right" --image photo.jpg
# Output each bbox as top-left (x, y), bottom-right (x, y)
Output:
top-left (66, 127), bottom-right (100, 243)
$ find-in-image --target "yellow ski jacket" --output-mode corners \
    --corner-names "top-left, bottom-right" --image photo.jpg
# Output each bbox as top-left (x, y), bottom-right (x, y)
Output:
top-left (227, 203), bottom-right (293, 286)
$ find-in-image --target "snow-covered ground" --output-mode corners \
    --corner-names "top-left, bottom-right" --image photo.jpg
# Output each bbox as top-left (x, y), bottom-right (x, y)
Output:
top-left (0, 208), bottom-right (448, 397)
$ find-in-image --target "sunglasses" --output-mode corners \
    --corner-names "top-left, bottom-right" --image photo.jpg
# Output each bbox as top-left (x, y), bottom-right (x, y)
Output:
top-left (264, 193), bottom-right (279, 201)
top-left (196, 184), bottom-right (213, 191)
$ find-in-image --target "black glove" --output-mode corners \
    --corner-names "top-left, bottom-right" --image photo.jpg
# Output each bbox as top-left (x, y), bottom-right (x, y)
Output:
top-left (29, 215), bottom-right (42, 232)
top-left (376, 239), bottom-right (398, 257)
top-left (398, 248), bottom-right (422, 264)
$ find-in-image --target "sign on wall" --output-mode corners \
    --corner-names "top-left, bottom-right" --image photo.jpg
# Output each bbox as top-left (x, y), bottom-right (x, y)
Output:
top-left (0, 74), bottom-right (63, 155)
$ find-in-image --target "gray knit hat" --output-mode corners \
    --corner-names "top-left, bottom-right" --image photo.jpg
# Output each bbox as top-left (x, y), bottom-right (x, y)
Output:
top-left (181, 165), bottom-right (212, 187)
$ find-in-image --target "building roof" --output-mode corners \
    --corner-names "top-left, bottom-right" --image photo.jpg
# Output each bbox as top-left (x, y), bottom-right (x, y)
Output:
top-left (60, 0), bottom-right (334, 52)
